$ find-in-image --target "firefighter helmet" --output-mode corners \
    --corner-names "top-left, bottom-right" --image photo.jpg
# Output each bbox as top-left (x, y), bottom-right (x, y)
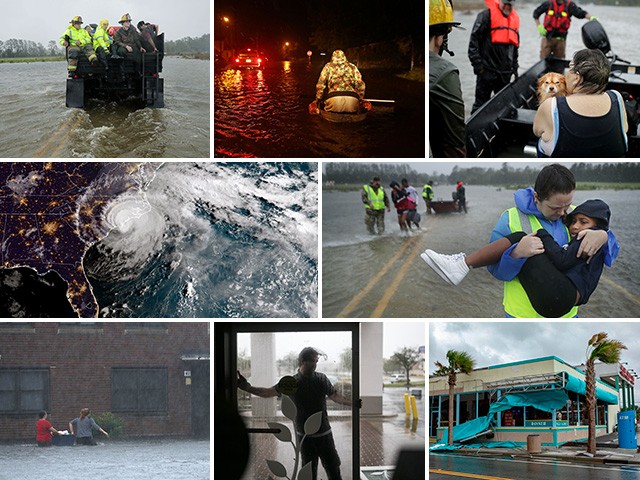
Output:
top-left (429, 0), bottom-right (460, 30)
top-left (70, 16), bottom-right (83, 25)
top-left (119, 13), bottom-right (132, 24)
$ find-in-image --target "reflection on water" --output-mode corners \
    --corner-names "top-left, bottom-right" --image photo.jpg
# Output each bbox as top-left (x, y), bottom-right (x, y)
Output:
top-left (214, 61), bottom-right (425, 158)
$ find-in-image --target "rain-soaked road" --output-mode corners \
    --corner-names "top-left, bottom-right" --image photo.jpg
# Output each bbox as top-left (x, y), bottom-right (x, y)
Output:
top-left (430, 453), bottom-right (640, 480)
top-left (214, 59), bottom-right (425, 158)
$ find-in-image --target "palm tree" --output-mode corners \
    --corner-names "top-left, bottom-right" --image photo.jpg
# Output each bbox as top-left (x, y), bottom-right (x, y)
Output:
top-left (434, 350), bottom-right (475, 445)
top-left (585, 332), bottom-right (627, 455)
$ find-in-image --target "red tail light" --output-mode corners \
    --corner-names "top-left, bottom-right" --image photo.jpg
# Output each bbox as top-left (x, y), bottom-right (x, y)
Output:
top-left (235, 58), bottom-right (239, 63)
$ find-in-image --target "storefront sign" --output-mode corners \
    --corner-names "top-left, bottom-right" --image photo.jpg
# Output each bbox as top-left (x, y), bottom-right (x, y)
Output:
top-left (619, 364), bottom-right (635, 385)
top-left (525, 420), bottom-right (568, 427)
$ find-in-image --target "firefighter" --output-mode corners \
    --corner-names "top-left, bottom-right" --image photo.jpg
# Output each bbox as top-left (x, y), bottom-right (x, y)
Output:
top-left (59, 16), bottom-right (98, 74)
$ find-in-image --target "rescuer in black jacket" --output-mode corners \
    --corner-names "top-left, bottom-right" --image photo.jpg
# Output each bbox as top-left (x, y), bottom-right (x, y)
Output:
top-left (468, 0), bottom-right (520, 113)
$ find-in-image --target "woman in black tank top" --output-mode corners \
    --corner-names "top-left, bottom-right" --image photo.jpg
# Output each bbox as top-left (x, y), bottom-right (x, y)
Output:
top-left (534, 48), bottom-right (628, 158)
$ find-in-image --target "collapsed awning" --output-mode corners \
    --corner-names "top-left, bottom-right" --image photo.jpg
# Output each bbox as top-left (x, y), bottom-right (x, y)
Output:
top-left (564, 373), bottom-right (618, 405)
top-left (440, 389), bottom-right (569, 444)
top-left (488, 389), bottom-right (569, 414)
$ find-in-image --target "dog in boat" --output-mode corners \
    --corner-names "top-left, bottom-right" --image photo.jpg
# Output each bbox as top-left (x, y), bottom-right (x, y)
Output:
top-left (537, 72), bottom-right (567, 105)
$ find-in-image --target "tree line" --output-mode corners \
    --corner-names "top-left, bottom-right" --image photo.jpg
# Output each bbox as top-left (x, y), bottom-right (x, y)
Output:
top-left (0, 39), bottom-right (62, 58)
top-left (0, 33), bottom-right (210, 58)
top-left (164, 34), bottom-right (210, 54)
top-left (324, 162), bottom-right (640, 186)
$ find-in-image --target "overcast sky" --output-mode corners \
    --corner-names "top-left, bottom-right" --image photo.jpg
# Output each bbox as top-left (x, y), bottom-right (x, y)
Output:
top-left (322, 161), bottom-right (587, 176)
top-left (5, 0), bottom-right (209, 45)
top-left (430, 322), bottom-right (640, 404)
top-left (237, 322), bottom-right (425, 362)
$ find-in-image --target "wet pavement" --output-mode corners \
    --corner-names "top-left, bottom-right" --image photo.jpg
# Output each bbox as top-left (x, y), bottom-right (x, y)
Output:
top-left (240, 388), bottom-right (425, 479)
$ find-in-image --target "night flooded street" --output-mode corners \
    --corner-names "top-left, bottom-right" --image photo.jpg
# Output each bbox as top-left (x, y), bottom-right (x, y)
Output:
top-left (214, 60), bottom-right (425, 158)
top-left (0, 439), bottom-right (210, 479)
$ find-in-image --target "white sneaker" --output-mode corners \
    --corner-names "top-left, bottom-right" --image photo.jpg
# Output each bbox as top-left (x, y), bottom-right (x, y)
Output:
top-left (420, 250), bottom-right (469, 286)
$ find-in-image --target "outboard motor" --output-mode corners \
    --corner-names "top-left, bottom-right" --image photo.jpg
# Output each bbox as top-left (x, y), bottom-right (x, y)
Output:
top-left (581, 20), bottom-right (611, 54)
top-left (582, 20), bottom-right (629, 64)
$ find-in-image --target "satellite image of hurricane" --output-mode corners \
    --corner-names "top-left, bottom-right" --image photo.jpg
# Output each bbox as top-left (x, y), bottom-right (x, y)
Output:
top-left (0, 162), bottom-right (318, 318)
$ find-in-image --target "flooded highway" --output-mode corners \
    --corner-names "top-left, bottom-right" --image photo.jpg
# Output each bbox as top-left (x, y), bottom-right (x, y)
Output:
top-left (214, 59), bottom-right (425, 158)
top-left (323, 185), bottom-right (640, 318)
top-left (0, 57), bottom-right (210, 157)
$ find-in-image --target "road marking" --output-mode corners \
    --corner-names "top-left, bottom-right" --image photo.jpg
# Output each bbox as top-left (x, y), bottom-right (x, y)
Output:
top-left (452, 454), bottom-right (638, 472)
top-left (428, 469), bottom-right (513, 480)
top-left (33, 114), bottom-right (83, 157)
top-left (336, 235), bottom-right (418, 317)
top-left (599, 274), bottom-right (640, 306)
top-left (370, 229), bottom-right (430, 317)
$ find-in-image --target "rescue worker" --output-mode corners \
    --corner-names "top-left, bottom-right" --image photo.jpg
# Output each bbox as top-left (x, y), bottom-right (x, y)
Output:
top-left (469, 0), bottom-right (520, 114)
top-left (59, 16), bottom-right (98, 74)
top-left (362, 176), bottom-right (390, 235)
top-left (310, 50), bottom-right (369, 114)
top-left (487, 164), bottom-right (615, 318)
top-left (137, 21), bottom-right (159, 53)
top-left (429, 0), bottom-right (466, 157)
top-left (456, 181), bottom-right (467, 213)
top-left (93, 19), bottom-right (112, 69)
top-left (533, 0), bottom-right (597, 60)
top-left (422, 180), bottom-right (435, 214)
top-left (114, 13), bottom-right (146, 62)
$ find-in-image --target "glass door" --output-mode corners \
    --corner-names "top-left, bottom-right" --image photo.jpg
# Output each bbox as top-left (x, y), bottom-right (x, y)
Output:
top-left (217, 322), bottom-right (359, 480)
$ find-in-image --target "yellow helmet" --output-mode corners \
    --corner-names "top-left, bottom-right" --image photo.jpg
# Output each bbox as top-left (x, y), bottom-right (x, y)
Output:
top-left (70, 16), bottom-right (83, 25)
top-left (100, 19), bottom-right (109, 28)
top-left (119, 13), bottom-right (132, 24)
top-left (429, 0), bottom-right (460, 29)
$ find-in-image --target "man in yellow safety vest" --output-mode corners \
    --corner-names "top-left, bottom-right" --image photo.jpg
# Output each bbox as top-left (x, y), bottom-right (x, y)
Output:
top-left (488, 164), bottom-right (616, 317)
top-left (361, 176), bottom-right (390, 235)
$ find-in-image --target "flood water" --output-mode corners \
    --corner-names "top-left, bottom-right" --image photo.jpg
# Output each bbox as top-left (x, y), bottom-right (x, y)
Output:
top-left (214, 60), bottom-right (425, 158)
top-left (0, 438), bottom-right (210, 480)
top-left (322, 185), bottom-right (640, 318)
top-left (0, 57), bottom-right (210, 157)
top-left (446, 4), bottom-right (640, 118)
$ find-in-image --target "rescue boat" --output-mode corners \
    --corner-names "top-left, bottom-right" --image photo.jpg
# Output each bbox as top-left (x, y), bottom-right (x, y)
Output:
top-left (465, 21), bottom-right (640, 157)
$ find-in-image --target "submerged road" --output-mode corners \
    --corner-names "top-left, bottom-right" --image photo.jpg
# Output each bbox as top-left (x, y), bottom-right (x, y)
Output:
top-left (430, 453), bottom-right (640, 480)
top-left (322, 186), bottom-right (640, 318)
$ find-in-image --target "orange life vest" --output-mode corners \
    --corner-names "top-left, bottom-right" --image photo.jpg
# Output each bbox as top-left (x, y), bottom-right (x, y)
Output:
top-left (488, 0), bottom-right (520, 46)
top-left (543, 0), bottom-right (572, 34)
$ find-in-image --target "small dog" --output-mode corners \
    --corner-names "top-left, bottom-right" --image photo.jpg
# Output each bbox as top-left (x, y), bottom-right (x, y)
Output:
top-left (537, 72), bottom-right (567, 104)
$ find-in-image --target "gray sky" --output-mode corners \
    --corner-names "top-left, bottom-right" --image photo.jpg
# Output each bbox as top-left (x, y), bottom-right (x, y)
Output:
top-left (322, 161), bottom-right (587, 176)
top-left (237, 322), bottom-right (425, 361)
top-left (5, 0), bottom-right (209, 45)
top-left (430, 322), bottom-right (640, 404)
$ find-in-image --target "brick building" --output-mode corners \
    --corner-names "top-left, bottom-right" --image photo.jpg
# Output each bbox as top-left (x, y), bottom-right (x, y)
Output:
top-left (0, 322), bottom-right (209, 441)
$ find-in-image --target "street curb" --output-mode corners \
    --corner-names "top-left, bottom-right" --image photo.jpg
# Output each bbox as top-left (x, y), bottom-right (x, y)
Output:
top-left (432, 448), bottom-right (640, 465)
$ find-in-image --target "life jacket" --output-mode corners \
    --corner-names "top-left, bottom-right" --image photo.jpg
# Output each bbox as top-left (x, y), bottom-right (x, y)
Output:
top-left (503, 207), bottom-right (578, 318)
top-left (488, 0), bottom-right (520, 46)
top-left (543, 0), bottom-right (572, 34)
top-left (422, 184), bottom-right (434, 200)
top-left (363, 185), bottom-right (385, 210)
